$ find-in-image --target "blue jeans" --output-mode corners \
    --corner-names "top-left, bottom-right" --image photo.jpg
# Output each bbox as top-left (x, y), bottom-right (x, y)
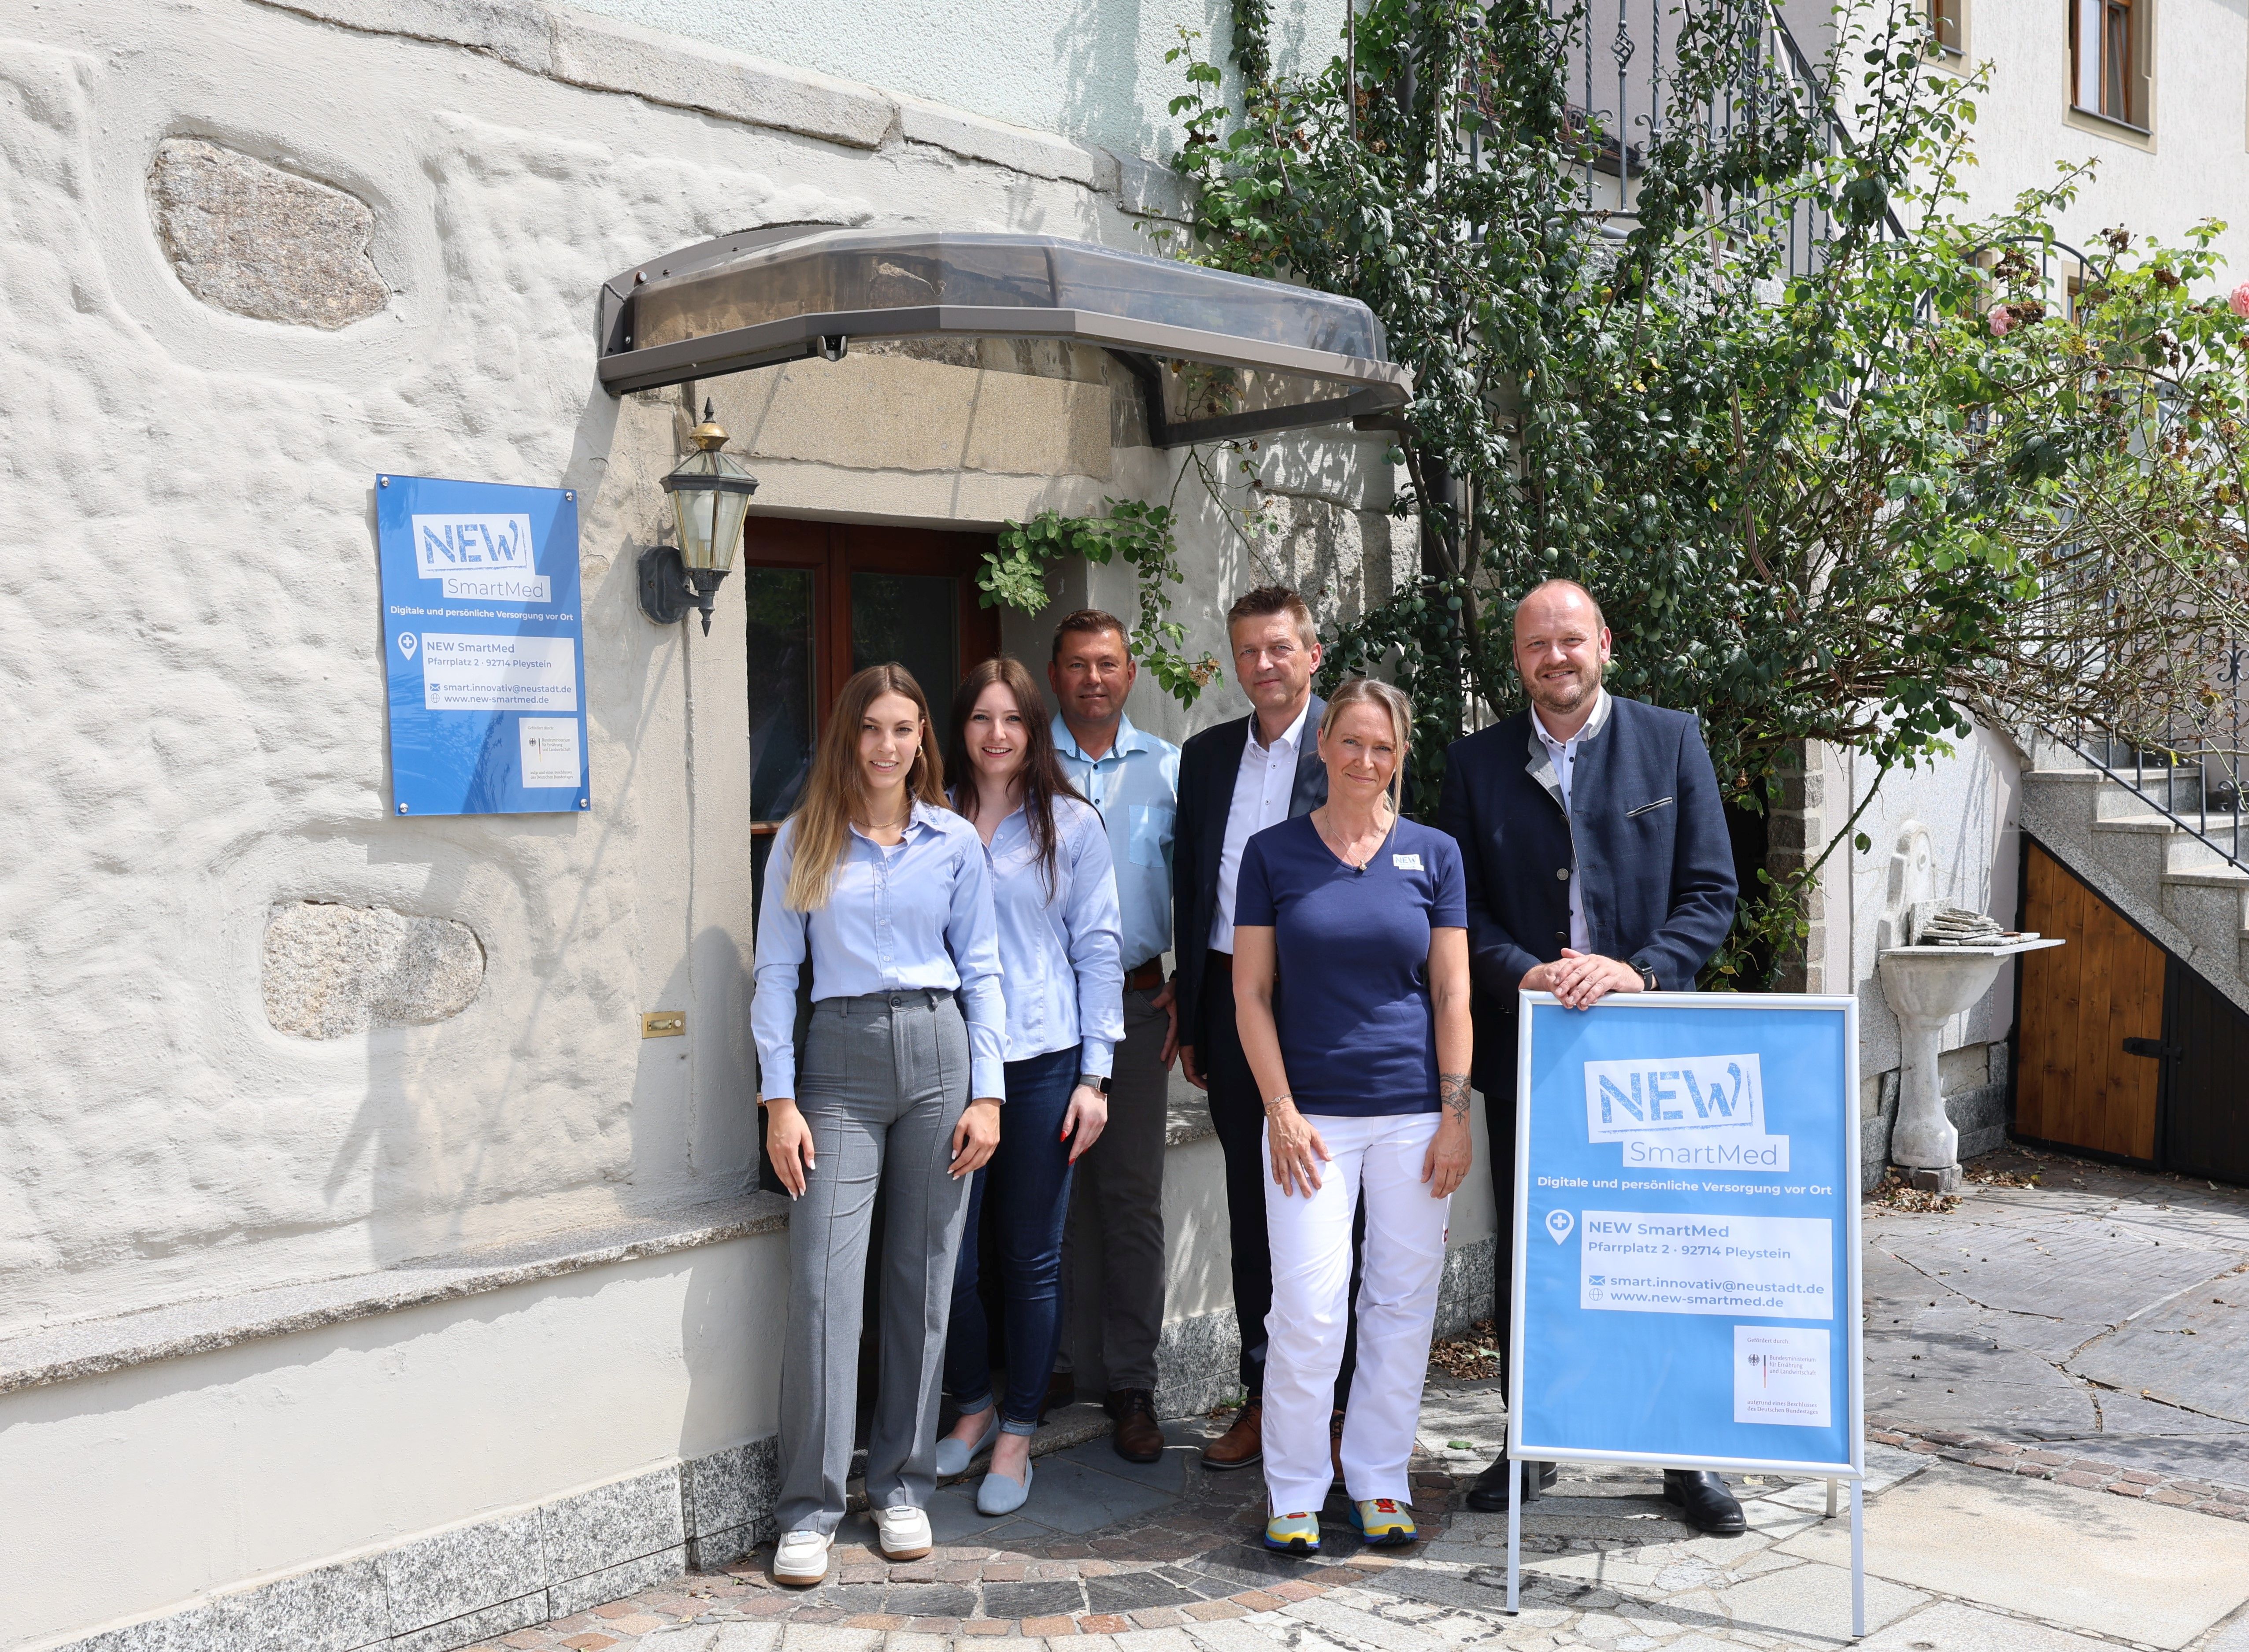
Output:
top-left (944, 1047), bottom-right (1077, 1434)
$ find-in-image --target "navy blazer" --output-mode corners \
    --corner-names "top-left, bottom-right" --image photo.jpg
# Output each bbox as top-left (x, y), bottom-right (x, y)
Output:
top-left (1172, 695), bottom-right (1327, 1043)
top-left (1435, 693), bottom-right (1736, 1098)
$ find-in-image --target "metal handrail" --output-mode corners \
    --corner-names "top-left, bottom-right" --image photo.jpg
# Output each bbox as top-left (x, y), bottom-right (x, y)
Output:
top-left (2041, 714), bottom-right (2249, 876)
top-left (1554, 3), bottom-right (1908, 281)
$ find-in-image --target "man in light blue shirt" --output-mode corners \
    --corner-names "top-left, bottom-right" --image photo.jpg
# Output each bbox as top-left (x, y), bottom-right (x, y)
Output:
top-left (1048, 608), bottom-right (1182, 1464)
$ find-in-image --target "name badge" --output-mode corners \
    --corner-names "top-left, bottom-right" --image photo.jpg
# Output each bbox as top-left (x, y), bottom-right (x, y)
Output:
top-left (1393, 853), bottom-right (1423, 871)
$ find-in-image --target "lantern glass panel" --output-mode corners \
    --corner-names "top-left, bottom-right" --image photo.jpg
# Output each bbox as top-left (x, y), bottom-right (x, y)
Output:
top-left (665, 448), bottom-right (757, 573)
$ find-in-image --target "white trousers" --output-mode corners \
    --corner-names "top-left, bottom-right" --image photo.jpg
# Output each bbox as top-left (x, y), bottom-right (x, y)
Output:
top-left (1260, 1110), bottom-right (1451, 1515)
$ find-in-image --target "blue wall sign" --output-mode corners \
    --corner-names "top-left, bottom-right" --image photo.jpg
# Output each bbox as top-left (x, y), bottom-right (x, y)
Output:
top-left (1510, 992), bottom-right (1863, 1476)
top-left (376, 475), bottom-right (589, 817)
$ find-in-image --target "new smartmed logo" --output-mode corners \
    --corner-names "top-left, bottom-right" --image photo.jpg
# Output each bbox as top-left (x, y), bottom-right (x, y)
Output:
top-left (411, 514), bottom-right (549, 603)
top-left (1581, 1053), bottom-right (1790, 1171)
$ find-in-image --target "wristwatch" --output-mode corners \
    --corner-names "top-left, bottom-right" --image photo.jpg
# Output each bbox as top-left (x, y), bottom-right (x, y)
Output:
top-left (1079, 1074), bottom-right (1112, 1095)
top-left (1631, 959), bottom-right (1659, 993)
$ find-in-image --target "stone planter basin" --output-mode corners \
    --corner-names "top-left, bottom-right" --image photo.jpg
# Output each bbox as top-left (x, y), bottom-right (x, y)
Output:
top-left (1877, 937), bottom-right (2064, 1190)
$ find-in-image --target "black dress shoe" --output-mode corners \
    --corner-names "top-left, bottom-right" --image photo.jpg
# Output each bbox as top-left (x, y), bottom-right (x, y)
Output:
top-left (1464, 1452), bottom-right (1559, 1511)
top-left (1662, 1469), bottom-right (1747, 1535)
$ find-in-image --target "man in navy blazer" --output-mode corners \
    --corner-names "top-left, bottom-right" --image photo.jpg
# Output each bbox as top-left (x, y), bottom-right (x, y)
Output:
top-left (1173, 585), bottom-right (1351, 1472)
top-left (1436, 579), bottom-right (1742, 1532)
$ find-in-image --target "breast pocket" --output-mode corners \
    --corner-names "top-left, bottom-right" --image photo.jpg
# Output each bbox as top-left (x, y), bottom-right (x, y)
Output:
top-left (1129, 803), bottom-right (1175, 869)
top-left (1625, 795), bottom-right (1675, 820)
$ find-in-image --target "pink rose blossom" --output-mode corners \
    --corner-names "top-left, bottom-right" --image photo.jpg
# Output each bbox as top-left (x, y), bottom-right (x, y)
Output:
top-left (2231, 282), bottom-right (2249, 319)
top-left (1988, 306), bottom-right (2014, 337)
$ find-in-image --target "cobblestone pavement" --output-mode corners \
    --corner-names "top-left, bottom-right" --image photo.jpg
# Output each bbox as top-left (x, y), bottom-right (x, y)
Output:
top-left (476, 1412), bottom-right (2249, 1652)
top-left (478, 1154), bottom-right (2249, 1652)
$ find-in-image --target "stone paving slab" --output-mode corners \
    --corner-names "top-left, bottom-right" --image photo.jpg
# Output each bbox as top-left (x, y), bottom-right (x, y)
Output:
top-left (1880, 1216), bottom-right (2225, 1326)
top-left (1777, 1462), bottom-right (2249, 1648)
top-left (2067, 1263), bottom-right (2249, 1426)
top-left (1866, 1147), bottom-right (2249, 1484)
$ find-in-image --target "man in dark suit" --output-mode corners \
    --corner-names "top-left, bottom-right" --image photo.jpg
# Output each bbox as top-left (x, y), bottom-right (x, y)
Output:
top-left (1436, 579), bottom-right (1743, 1533)
top-left (1175, 584), bottom-right (1353, 1470)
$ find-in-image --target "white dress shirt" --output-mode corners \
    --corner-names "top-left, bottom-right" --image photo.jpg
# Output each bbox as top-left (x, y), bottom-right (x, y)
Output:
top-left (1210, 698), bottom-right (1311, 954)
top-left (1532, 687), bottom-right (1609, 954)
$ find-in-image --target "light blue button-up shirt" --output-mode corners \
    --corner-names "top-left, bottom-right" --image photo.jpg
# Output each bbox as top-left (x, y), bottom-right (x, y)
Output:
top-left (983, 795), bottom-right (1126, 1076)
top-left (751, 802), bottom-right (1008, 1101)
top-left (1052, 713), bottom-right (1181, 973)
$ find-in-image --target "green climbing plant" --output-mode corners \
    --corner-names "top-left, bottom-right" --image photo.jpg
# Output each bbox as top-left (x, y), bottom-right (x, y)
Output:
top-left (1161, 0), bottom-right (2249, 988)
top-left (977, 498), bottom-right (1225, 707)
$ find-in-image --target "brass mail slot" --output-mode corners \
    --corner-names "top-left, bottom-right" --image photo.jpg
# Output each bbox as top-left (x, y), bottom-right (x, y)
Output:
top-left (642, 1011), bottom-right (686, 1038)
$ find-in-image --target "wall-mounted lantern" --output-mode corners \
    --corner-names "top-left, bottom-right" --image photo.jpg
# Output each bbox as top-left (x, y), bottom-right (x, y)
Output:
top-left (638, 400), bottom-right (758, 635)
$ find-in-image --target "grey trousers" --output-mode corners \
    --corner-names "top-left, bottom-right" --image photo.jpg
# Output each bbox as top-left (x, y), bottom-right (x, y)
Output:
top-left (1060, 986), bottom-right (1171, 1393)
top-left (777, 990), bottom-right (972, 1535)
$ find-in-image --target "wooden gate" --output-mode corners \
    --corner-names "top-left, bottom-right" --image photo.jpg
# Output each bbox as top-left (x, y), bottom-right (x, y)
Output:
top-left (2164, 962), bottom-right (2249, 1185)
top-left (2016, 840), bottom-right (2167, 1162)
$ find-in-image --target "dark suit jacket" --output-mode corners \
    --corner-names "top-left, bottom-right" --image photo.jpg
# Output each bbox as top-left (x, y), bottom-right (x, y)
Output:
top-left (1435, 693), bottom-right (1736, 1098)
top-left (1173, 695), bottom-right (1328, 1044)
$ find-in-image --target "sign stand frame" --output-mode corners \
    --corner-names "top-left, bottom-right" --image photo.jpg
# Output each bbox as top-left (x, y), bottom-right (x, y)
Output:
top-left (1496, 991), bottom-right (1866, 1640)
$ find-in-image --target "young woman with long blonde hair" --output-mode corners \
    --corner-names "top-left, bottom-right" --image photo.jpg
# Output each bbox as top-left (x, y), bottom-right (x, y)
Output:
top-left (751, 662), bottom-right (1007, 1585)
top-left (1230, 676), bottom-right (1473, 1556)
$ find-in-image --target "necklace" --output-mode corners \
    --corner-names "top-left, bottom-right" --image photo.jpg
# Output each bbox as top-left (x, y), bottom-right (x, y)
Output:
top-left (861, 805), bottom-right (911, 833)
top-left (1315, 807), bottom-right (1389, 869)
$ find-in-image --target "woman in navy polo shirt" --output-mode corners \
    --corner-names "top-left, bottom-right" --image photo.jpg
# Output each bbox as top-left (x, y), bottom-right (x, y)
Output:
top-left (1231, 676), bottom-right (1473, 1555)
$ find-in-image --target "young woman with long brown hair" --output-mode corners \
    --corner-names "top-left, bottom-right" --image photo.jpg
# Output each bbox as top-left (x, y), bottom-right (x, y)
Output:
top-left (933, 657), bottom-right (1123, 1517)
top-left (751, 662), bottom-right (1007, 1585)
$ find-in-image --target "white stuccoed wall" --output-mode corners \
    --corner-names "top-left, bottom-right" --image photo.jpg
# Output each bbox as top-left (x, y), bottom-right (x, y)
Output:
top-left (0, 4), bottom-right (1467, 1643)
top-left (567, 0), bottom-right (1352, 159)
top-left (1828, 729), bottom-right (2027, 1079)
top-left (0, 0), bottom-right (1288, 1339)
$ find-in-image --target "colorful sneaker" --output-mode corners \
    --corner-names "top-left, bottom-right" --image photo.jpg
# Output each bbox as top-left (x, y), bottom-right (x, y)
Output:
top-left (1350, 1498), bottom-right (1418, 1547)
top-left (1263, 1511), bottom-right (1320, 1553)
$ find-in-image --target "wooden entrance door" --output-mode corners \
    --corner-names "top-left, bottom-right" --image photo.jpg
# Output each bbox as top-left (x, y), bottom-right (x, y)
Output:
top-left (2016, 840), bottom-right (2167, 1161)
top-left (741, 518), bottom-right (1001, 860)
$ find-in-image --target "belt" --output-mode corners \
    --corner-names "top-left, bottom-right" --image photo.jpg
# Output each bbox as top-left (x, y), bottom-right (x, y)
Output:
top-left (818, 988), bottom-right (947, 1015)
top-left (1124, 959), bottom-right (1166, 994)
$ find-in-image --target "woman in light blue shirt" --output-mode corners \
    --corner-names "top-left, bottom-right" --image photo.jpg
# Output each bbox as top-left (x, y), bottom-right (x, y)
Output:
top-left (752, 663), bottom-right (1007, 1586)
top-left (934, 656), bottom-right (1124, 1516)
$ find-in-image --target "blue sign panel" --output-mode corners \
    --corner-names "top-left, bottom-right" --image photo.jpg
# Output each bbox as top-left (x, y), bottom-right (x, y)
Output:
top-left (1510, 992), bottom-right (1862, 1476)
top-left (376, 475), bottom-right (589, 817)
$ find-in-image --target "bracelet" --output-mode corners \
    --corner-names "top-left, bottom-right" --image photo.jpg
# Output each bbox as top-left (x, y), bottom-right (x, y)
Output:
top-left (1263, 1093), bottom-right (1293, 1113)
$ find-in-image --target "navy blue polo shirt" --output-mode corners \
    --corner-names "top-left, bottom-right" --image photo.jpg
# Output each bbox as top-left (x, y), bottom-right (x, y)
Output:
top-left (1233, 815), bottom-right (1467, 1116)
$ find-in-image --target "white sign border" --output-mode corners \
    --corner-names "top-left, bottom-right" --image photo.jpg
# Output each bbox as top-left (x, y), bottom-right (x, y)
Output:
top-left (1506, 989), bottom-right (1865, 1480)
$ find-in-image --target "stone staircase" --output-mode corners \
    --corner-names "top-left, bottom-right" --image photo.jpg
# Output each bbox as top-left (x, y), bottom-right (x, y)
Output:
top-left (2017, 756), bottom-right (2249, 1015)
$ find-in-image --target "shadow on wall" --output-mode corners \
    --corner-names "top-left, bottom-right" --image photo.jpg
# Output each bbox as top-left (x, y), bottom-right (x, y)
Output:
top-left (1056, 0), bottom-right (1163, 162)
top-left (316, 377), bottom-right (764, 1271)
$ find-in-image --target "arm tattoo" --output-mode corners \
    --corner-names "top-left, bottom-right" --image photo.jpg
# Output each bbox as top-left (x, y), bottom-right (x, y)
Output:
top-left (1440, 1072), bottom-right (1471, 1120)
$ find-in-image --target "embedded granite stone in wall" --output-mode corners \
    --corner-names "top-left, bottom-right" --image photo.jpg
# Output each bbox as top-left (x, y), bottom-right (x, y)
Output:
top-left (148, 138), bottom-right (388, 329)
top-left (1256, 493), bottom-right (1393, 622)
top-left (262, 902), bottom-right (485, 1039)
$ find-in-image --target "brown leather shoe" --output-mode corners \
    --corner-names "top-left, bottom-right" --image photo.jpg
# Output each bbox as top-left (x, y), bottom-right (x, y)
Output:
top-left (1107, 1388), bottom-right (1165, 1464)
top-left (1330, 1409), bottom-right (1346, 1487)
top-left (1202, 1399), bottom-right (1262, 1470)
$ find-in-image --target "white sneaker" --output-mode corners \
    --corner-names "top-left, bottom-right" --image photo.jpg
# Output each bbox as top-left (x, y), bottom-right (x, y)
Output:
top-left (772, 1527), bottom-right (833, 1585)
top-left (876, 1503), bottom-right (934, 1560)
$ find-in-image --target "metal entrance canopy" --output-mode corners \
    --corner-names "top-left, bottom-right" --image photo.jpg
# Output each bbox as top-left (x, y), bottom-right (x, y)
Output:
top-left (597, 226), bottom-right (1412, 447)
